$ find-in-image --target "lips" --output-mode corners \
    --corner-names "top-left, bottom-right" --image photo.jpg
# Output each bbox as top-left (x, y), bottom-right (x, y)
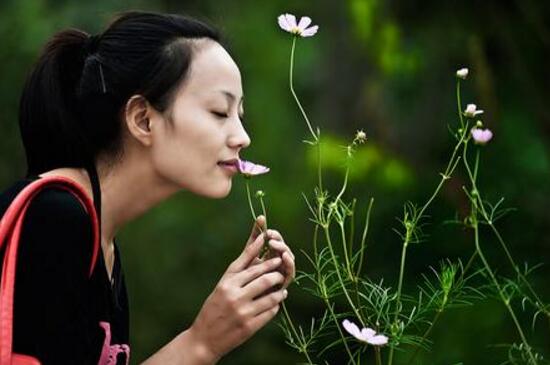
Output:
top-left (218, 158), bottom-right (239, 168)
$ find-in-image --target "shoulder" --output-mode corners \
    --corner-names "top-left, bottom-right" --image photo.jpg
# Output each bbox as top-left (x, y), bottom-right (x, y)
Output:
top-left (0, 178), bottom-right (97, 284)
top-left (22, 186), bottom-right (94, 257)
top-left (1, 180), bottom-right (95, 266)
top-left (1, 178), bottom-right (90, 226)
top-left (28, 185), bottom-right (90, 222)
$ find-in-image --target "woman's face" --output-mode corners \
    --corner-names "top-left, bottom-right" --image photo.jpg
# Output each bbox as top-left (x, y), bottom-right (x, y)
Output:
top-left (149, 41), bottom-right (250, 198)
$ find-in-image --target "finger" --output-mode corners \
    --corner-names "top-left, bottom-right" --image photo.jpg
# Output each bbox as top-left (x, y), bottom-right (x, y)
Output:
top-left (251, 289), bottom-right (287, 316)
top-left (243, 271), bottom-right (285, 299)
top-left (235, 256), bottom-right (282, 287)
top-left (249, 257), bottom-right (262, 266)
top-left (266, 229), bottom-right (283, 241)
top-left (281, 251), bottom-right (295, 289)
top-left (246, 215), bottom-right (267, 246)
top-left (227, 232), bottom-right (266, 273)
top-left (266, 229), bottom-right (295, 260)
top-left (246, 303), bottom-right (281, 334)
top-left (267, 239), bottom-right (295, 261)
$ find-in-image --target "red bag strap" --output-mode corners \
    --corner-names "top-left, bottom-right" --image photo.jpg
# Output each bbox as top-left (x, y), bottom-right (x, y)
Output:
top-left (0, 176), bottom-right (100, 364)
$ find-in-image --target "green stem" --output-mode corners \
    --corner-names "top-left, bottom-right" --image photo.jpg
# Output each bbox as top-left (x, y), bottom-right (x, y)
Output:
top-left (282, 303), bottom-right (314, 364)
top-left (259, 196), bottom-right (268, 228)
top-left (289, 36), bottom-right (317, 142)
top-left (463, 142), bottom-right (537, 364)
top-left (388, 83), bottom-right (469, 365)
top-left (339, 221), bottom-right (353, 280)
top-left (473, 222), bottom-right (538, 364)
top-left (356, 198), bottom-right (374, 277)
top-left (387, 240), bottom-right (410, 365)
top-left (467, 152), bottom-right (550, 324)
top-left (324, 297), bottom-right (358, 365)
top-left (457, 80), bottom-right (465, 129)
top-left (406, 310), bottom-right (443, 365)
top-left (323, 227), bottom-right (365, 325)
top-left (245, 180), bottom-right (257, 221)
top-left (317, 134), bottom-right (323, 191)
top-left (375, 347), bottom-right (383, 365)
top-left (349, 198), bottom-right (357, 268)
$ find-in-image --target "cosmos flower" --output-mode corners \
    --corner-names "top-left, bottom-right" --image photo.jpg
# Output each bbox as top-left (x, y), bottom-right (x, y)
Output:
top-left (342, 319), bottom-right (389, 346)
top-left (277, 13), bottom-right (319, 37)
top-left (471, 127), bottom-right (493, 145)
top-left (463, 104), bottom-right (484, 118)
top-left (237, 159), bottom-right (270, 177)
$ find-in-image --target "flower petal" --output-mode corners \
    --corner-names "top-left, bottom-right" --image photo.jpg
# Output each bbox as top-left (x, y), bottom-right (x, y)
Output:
top-left (277, 14), bottom-right (292, 32)
top-left (471, 128), bottom-right (493, 145)
top-left (237, 159), bottom-right (270, 176)
top-left (367, 335), bottom-right (389, 346)
top-left (300, 25), bottom-right (319, 37)
top-left (361, 327), bottom-right (377, 340)
top-left (342, 319), bottom-right (362, 339)
top-left (297, 16), bottom-right (312, 31)
top-left (284, 14), bottom-right (297, 29)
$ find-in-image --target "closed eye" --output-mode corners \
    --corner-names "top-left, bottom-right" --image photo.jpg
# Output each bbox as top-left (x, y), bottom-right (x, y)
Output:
top-left (211, 111), bottom-right (228, 119)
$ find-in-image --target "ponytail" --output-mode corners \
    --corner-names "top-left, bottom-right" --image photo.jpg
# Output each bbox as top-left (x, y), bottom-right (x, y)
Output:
top-left (19, 29), bottom-right (92, 176)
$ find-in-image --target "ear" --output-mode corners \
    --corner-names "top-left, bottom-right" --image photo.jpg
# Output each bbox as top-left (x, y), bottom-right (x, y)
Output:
top-left (124, 95), bottom-right (154, 147)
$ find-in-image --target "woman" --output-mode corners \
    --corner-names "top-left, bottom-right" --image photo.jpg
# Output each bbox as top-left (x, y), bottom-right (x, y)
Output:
top-left (0, 10), bottom-right (295, 365)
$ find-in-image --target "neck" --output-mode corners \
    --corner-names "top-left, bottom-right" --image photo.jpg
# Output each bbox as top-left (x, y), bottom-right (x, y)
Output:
top-left (95, 153), bottom-right (180, 244)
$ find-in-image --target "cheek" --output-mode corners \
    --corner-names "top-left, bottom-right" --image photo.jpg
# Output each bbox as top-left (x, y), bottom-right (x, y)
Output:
top-left (149, 120), bottom-right (231, 195)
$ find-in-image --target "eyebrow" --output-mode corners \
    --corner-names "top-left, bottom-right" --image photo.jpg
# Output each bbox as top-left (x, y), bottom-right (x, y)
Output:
top-left (219, 90), bottom-right (244, 105)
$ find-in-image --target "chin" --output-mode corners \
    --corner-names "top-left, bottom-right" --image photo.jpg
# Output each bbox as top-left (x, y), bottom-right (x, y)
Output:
top-left (201, 181), bottom-right (232, 199)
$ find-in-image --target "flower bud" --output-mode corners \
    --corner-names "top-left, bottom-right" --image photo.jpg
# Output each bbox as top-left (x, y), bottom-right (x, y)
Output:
top-left (456, 68), bottom-right (469, 79)
top-left (355, 130), bottom-right (367, 144)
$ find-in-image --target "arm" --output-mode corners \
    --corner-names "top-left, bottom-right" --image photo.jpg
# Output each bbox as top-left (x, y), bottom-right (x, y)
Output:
top-left (139, 328), bottom-right (218, 365)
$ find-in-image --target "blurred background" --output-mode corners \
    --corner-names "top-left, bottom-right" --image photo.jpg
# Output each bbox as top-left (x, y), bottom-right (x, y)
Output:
top-left (1, 0), bottom-right (549, 363)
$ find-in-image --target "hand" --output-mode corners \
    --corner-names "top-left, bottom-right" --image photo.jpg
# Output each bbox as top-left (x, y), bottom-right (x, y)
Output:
top-left (244, 215), bottom-right (296, 289)
top-left (188, 230), bottom-right (288, 363)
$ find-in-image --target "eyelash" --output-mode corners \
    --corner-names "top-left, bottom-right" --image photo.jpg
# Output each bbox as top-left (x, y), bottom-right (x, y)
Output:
top-left (212, 111), bottom-right (228, 119)
top-left (212, 111), bottom-right (245, 122)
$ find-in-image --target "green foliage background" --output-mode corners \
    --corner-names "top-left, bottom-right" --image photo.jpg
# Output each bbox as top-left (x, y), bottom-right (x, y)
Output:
top-left (1, 0), bottom-right (549, 363)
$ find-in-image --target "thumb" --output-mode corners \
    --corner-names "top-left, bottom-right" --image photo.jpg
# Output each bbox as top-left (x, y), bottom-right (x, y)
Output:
top-left (246, 215), bottom-right (266, 246)
top-left (228, 232), bottom-right (266, 273)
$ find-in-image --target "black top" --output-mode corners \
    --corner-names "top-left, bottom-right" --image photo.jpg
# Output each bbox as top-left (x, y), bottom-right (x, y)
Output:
top-left (0, 175), bottom-right (130, 365)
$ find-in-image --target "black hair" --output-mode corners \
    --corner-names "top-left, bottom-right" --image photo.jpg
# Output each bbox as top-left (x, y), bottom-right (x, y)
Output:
top-left (18, 11), bottom-right (221, 177)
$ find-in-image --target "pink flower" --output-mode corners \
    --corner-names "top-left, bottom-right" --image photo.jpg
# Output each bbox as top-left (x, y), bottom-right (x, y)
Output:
top-left (237, 159), bottom-right (270, 177)
top-left (277, 13), bottom-right (319, 37)
top-left (463, 104), bottom-right (484, 118)
top-left (342, 319), bottom-right (389, 346)
top-left (471, 127), bottom-right (493, 145)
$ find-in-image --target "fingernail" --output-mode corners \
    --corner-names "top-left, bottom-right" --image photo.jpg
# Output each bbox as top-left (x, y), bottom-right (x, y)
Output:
top-left (283, 289), bottom-right (288, 298)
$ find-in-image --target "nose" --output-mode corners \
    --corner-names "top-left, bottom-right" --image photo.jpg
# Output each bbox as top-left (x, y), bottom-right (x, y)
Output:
top-left (228, 120), bottom-right (251, 150)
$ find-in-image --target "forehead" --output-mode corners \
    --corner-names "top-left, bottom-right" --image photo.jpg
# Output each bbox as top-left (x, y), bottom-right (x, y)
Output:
top-left (180, 41), bottom-right (243, 100)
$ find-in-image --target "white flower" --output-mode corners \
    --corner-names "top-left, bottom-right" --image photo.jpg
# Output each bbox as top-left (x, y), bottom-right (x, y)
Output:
top-left (463, 104), bottom-right (484, 118)
top-left (355, 130), bottom-right (367, 144)
top-left (342, 319), bottom-right (389, 346)
top-left (277, 13), bottom-right (319, 37)
top-left (456, 68), bottom-right (469, 79)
